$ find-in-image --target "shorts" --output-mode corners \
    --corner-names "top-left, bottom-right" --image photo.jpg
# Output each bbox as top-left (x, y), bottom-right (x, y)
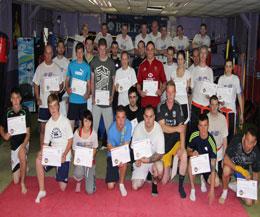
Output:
top-left (105, 157), bottom-right (119, 183)
top-left (44, 161), bottom-right (70, 183)
top-left (11, 143), bottom-right (29, 173)
top-left (38, 108), bottom-right (51, 122)
top-left (131, 162), bottom-right (153, 180)
top-left (67, 102), bottom-right (87, 121)
top-left (162, 141), bottom-right (180, 168)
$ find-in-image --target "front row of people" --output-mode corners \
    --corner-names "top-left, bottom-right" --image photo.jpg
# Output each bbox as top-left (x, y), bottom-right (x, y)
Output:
top-left (0, 82), bottom-right (259, 206)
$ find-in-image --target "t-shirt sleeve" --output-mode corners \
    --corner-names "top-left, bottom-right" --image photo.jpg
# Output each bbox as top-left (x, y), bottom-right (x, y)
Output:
top-left (252, 148), bottom-right (260, 172)
top-left (192, 34), bottom-right (198, 44)
top-left (131, 69), bottom-right (137, 86)
top-left (66, 63), bottom-right (72, 77)
top-left (209, 68), bottom-right (214, 83)
top-left (235, 76), bottom-right (242, 95)
top-left (188, 133), bottom-right (197, 150)
top-left (177, 104), bottom-right (185, 124)
top-left (87, 64), bottom-right (91, 81)
top-left (125, 121), bottom-right (132, 143)
top-left (43, 123), bottom-right (51, 145)
top-left (107, 126), bottom-right (114, 146)
top-left (92, 131), bottom-right (99, 149)
top-left (72, 131), bottom-right (78, 150)
top-left (65, 119), bottom-right (73, 139)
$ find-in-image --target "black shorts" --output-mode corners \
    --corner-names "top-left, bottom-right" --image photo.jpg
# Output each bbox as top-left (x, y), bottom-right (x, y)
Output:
top-left (44, 161), bottom-right (70, 183)
top-left (105, 157), bottom-right (119, 183)
top-left (67, 103), bottom-right (87, 121)
top-left (164, 133), bottom-right (180, 153)
top-left (38, 108), bottom-right (51, 122)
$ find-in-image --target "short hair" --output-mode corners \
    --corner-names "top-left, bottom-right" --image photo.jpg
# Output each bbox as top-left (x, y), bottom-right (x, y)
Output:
top-left (200, 23), bottom-right (207, 29)
top-left (121, 24), bottom-right (128, 29)
top-left (177, 25), bottom-right (183, 30)
top-left (47, 93), bottom-right (59, 106)
top-left (101, 23), bottom-right (108, 27)
top-left (146, 41), bottom-right (155, 48)
top-left (80, 109), bottom-right (93, 130)
top-left (209, 95), bottom-right (219, 104)
top-left (121, 50), bottom-right (129, 59)
top-left (85, 36), bottom-right (93, 44)
top-left (44, 44), bottom-right (53, 53)
top-left (75, 42), bottom-right (85, 52)
top-left (111, 40), bottom-right (118, 47)
top-left (177, 50), bottom-right (186, 60)
top-left (152, 20), bottom-right (158, 25)
top-left (138, 40), bottom-right (145, 48)
top-left (167, 46), bottom-right (175, 53)
top-left (198, 113), bottom-right (209, 123)
top-left (98, 38), bottom-right (107, 47)
top-left (10, 87), bottom-right (22, 97)
top-left (225, 58), bottom-right (233, 65)
top-left (128, 86), bottom-right (138, 96)
top-left (160, 25), bottom-right (167, 31)
top-left (192, 48), bottom-right (199, 55)
top-left (141, 23), bottom-right (147, 27)
top-left (116, 105), bottom-right (126, 115)
top-left (199, 45), bottom-right (209, 54)
top-left (144, 104), bottom-right (155, 115)
top-left (57, 39), bottom-right (65, 46)
top-left (245, 127), bottom-right (258, 139)
top-left (166, 80), bottom-right (176, 90)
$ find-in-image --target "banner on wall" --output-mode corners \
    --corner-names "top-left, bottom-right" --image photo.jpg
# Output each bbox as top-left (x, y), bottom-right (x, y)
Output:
top-left (106, 14), bottom-right (168, 38)
top-left (17, 38), bottom-right (35, 112)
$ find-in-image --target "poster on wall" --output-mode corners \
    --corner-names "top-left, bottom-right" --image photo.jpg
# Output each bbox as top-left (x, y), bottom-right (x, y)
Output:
top-left (12, 3), bottom-right (22, 49)
top-left (17, 38), bottom-right (35, 112)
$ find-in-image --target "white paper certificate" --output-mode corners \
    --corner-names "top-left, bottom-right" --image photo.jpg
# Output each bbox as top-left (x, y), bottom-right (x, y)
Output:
top-left (132, 139), bottom-right (153, 160)
top-left (95, 90), bottom-right (110, 106)
top-left (190, 153), bottom-right (211, 175)
top-left (71, 78), bottom-right (87, 96)
top-left (117, 77), bottom-right (131, 93)
top-left (143, 80), bottom-right (158, 97)
top-left (111, 144), bottom-right (131, 167)
top-left (41, 146), bottom-right (62, 167)
top-left (131, 118), bottom-right (138, 135)
top-left (44, 76), bottom-right (60, 92)
top-left (200, 81), bottom-right (217, 96)
top-left (7, 115), bottom-right (26, 136)
top-left (74, 147), bottom-right (93, 167)
top-left (175, 81), bottom-right (187, 96)
top-left (217, 87), bottom-right (232, 103)
top-left (237, 178), bottom-right (258, 200)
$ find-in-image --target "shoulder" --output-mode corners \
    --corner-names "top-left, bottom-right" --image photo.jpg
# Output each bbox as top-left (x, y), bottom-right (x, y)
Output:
top-left (189, 131), bottom-right (200, 142)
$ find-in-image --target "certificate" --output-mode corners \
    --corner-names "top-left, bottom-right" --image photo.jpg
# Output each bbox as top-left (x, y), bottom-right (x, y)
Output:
top-left (131, 118), bottom-right (138, 135)
top-left (74, 147), bottom-right (93, 167)
top-left (41, 146), bottom-right (62, 167)
top-left (175, 81), bottom-right (187, 96)
top-left (44, 76), bottom-right (60, 92)
top-left (237, 178), bottom-right (258, 200)
top-left (200, 81), bottom-right (217, 96)
top-left (132, 139), bottom-right (153, 160)
top-left (117, 77), bottom-right (131, 93)
top-left (95, 90), bottom-right (110, 106)
top-left (190, 153), bottom-right (211, 175)
top-left (7, 115), bottom-right (26, 136)
top-left (111, 144), bottom-right (131, 167)
top-left (217, 87), bottom-right (232, 103)
top-left (71, 78), bottom-right (87, 96)
top-left (143, 80), bottom-right (158, 97)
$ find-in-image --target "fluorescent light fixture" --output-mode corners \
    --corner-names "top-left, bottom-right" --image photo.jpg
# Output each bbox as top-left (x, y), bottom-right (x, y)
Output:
top-left (183, 1), bottom-right (190, 7)
top-left (147, 6), bottom-right (163, 12)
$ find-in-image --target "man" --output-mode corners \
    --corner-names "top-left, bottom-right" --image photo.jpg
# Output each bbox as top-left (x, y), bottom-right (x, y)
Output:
top-left (149, 20), bottom-right (161, 44)
top-left (172, 25), bottom-right (190, 51)
top-left (134, 23), bottom-right (151, 52)
top-left (131, 105), bottom-right (165, 196)
top-left (66, 42), bottom-right (91, 130)
top-left (94, 23), bottom-right (113, 49)
top-left (157, 80), bottom-right (187, 198)
top-left (72, 24), bottom-right (89, 60)
top-left (0, 87), bottom-right (31, 194)
top-left (190, 45), bottom-right (214, 132)
top-left (188, 48), bottom-right (200, 73)
top-left (192, 23), bottom-right (211, 49)
top-left (137, 41), bottom-right (167, 109)
top-left (132, 40), bottom-right (146, 76)
top-left (163, 46), bottom-right (178, 81)
top-left (187, 114), bottom-right (217, 204)
top-left (53, 39), bottom-right (70, 116)
top-left (116, 24), bottom-right (134, 53)
top-left (208, 95), bottom-right (228, 181)
top-left (106, 105), bottom-right (132, 196)
top-left (111, 41), bottom-right (121, 71)
top-left (219, 128), bottom-right (260, 206)
top-left (35, 94), bottom-right (73, 203)
top-left (91, 38), bottom-right (115, 141)
top-left (33, 45), bottom-right (63, 146)
top-left (155, 25), bottom-right (172, 63)
top-left (84, 36), bottom-right (95, 65)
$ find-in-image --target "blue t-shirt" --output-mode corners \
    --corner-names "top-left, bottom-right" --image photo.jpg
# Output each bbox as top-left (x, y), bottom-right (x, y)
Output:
top-left (67, 60), bottom-right (91, 104)
top-left (107, 119), bottom-right (132, 157)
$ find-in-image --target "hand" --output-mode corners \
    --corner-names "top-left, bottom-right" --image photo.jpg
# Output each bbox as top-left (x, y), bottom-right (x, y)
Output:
top-left (156, 89), bottom-right (162, 96)
top-left (67, 88), bottom-right (72, 95)
top-left (192, 151), bottom-right (199, 157)
top-left (36, 98), bottom-right (42, 106)
top-left (84, 93), bottom-right (90, 100)
top-left (139, 90), bottom-right (147, 98)
top-left (239, 113), bottom-right (244, 126)
top-left (61, 153), bottom-right (66, 163)
top-left (4, 133), bottom-right (11, 141)
top-left (135, 160), bottom-right (142, 167)
top-left (176, 124), bottom-right (185, 134)
top-left (208, 189), bottom-right (215, 205)
top-left (140, 157), bottom-right (149, 164)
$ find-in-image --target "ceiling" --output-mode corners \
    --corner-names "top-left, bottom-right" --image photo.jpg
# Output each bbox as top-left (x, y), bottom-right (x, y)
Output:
top-left (17, 0), bottom-right (260, 17)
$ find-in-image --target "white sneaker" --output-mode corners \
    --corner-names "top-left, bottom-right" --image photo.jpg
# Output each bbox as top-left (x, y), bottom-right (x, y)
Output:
top-left (189, 188), bottom-right (196, 201)
top-left (200, 175), bottom-right (207, 193)
top-left (35, 190), bottom-right (46, 203)
top-left (219, 189), bottom-right (228, 204)
top-left (119, 184), bottom-right (127, 197)
top-left (228, 182), bottom-right (237, 192)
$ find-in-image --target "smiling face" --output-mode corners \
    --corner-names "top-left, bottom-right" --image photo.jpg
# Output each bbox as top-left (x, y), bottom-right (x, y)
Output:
top-left (10, 92), bottom-right (22, 110)
top-left (210, 98), bottom-right (219, 115)
top-left (48, 100), bottom-right (60, 118)
top-left (177, 53), bottom-right (185, 67)
top-left (199, 47), bottom-right (208, 64)
top-left (166, 84), bottom-right (176, 103)
top-left (198, 119), bottom-right (209, 139)
top-left (121, 52), bottom-right (129, 68)
top-left (151, 21), bottom-right (159, 34)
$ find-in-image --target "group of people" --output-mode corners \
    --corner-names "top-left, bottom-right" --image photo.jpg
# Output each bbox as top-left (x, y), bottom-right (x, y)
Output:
top-left (0, 21), bottom-right (259, 208)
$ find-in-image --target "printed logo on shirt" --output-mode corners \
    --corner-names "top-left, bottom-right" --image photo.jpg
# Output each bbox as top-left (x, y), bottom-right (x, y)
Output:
top-left (197, 76), bottom-right (209, 82)
top-left (50, 127), bottom-right (62, 139)
top-left (172, 110), bottom-right (176, 118)
top-left (75, 68), bottom-right (84, 76)
top-left (204, 146), bottom-right (208, 151)
top-left (44, 72), bottom-right (54, 77)
top-left (96, 65), bottom-right (110, 90)
top-left (154, 66), bottom-right (158, 71)
top-left (148, 72), bottom-right (153, 78)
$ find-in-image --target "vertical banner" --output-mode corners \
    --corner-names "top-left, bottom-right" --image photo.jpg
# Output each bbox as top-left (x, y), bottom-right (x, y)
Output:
top-left (17, 38), bottom-right (35, 112)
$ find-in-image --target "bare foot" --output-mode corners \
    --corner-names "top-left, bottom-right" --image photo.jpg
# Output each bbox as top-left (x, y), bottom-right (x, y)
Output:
top-left (75, 182), bottom-right (81, 193)
top-left (21, 183), bottom-right (27, 194)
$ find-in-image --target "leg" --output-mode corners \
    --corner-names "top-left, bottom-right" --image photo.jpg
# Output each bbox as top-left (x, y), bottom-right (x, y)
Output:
top-left (102, 107), bottom-right (113, 135)
top-left (118, 163), bottom-right (128, 196)
top-left (188, 160), bottom-right (196, 201)
top-left (151, 161), bottom-right (164, 196)
top-left (219, 165), bottom-right (232, 204)
top-left (56, 162), bottom-right (70, 191)
top-left (73, 165), bottom-right (85, 192)
top-left (18, 146), bottom-right (27, 194)
top-left (35, 151), bottom-right (46, 203)
top-left (132, 179), bottom-right (145, 190)
top-left (85, 166), bottom-right (96, 195)
top-left (39, 122), bottom-right (46, 147)
top-left (177, 149), bottom-right (188, 198)
top-left (12, 169), bottom-right (20, 184)
top-left (105, 157), bottom-right (119, 190)
top-left (161, 167), bottom-right (171, 185)
top-left (92, 105), bottom-right (102, 133)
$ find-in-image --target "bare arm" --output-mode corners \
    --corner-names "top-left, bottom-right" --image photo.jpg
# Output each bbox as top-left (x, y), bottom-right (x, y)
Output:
top-left (223, 137), bottom-right (228, 156)
top-left (223, 154), bottom-right (236, 171)
top-left (34, 83), bottom-right (41, 105)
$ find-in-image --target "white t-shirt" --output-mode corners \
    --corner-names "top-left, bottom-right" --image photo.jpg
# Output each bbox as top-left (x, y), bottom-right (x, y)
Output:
top-left (188, 64), bottom-right (196, 73)
top-left (135, 33), bottom-right (151, 48)
top-left (44, 114), bottom-right (73, 161)
top-left (72, 129), bottom-right (98, 150)
top-left (208, 112), bottom-right (228, 161)
top-left (53, 56), bottom-right (70, 81)
top-left (172, 69), bottom-right (191, 105)
top-left (155, 36), bottom-right (173, 63)
top-left (191, 65), bottom-right (214, 106)
top-left (132, 121), bottom-right (165, 155)
top-left (72, 35), bottom-right (86, 60)
top-left (149, 32), bottom-right (161, 44)
top-left (115, 66), bottom-right (137, 106)
top-left (218, 74), bottom-right (242, 113)
top-left (192, 34), bottom-right (211, 48)
top-left (32, 62), bottom-right (63, 108)
top-left (172, 36), bottom-right (190, 51)
top-left (94, 32), bottom-right (113, 48)
top-left (116, 34), bottom-right (134, 51)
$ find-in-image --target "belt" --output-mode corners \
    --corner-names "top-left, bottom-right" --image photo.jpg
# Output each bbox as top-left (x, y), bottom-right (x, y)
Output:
top-left (192, 101), bottom-right (210, 114)
top-left (220, 107), bottom-right (233, 129)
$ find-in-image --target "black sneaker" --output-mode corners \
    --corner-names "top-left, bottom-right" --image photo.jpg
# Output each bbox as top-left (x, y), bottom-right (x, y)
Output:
top-left (152, 183), bottom-right (158, 196)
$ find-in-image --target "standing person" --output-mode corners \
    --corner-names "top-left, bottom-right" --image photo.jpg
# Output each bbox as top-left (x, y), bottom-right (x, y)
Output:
top-left (115, 51), bottom-right (137, 107)
top-left (33, 45), bottom-right (63, 146)
top-left (192, 23), bottom-right (211, 49)
top-left (149, 20), bottom-right (161, 44)
top-left (188, 48), bottom-right (200, 72)
top-left (84, 36), bottom-right (95, 65)
top-left (134, 23), bottom-right (151, 52)
top-left (0, 87), bottom-right (31, 194)
top-left (66, 42), bottom-right (91, 130)
top-left (94, 23), bottom-right (113, 49)
top-left (73, 110), bottom-right (98, 194)
top-left (116, 24), bottom-right (134, 53)
top-left (35, 94), bottom-right (73, 203)
top-left (110, 41), bottom-right (121, 71)
top-left (72, 24), bottom-right (89, 60)
top-left (137, 41), bottom-right (167, 109)
top-left (172, 25), bottom-right (190, 51)
top-left (132, 40), bottom-right (146, 76)
top-left (218, 59), bottom-right (244, 143)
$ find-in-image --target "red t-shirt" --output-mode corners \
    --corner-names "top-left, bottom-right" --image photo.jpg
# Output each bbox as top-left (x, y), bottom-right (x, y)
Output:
top-left (137, 58), bottom-right (166, 108)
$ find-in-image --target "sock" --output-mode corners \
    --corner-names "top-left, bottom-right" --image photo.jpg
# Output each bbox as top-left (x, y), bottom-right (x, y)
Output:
top-left (119, 183), bottom-right (127, 197)
top-left (35, 190), bottom-right (46, 203)
top-left (189, 188), bottom-right (196, 201)
top-left (200, 175), bottom-right (207, 192)
top-left (178, 175), bottom-right (186, 198)
top-left (152, 183), bottom-right (158, 196)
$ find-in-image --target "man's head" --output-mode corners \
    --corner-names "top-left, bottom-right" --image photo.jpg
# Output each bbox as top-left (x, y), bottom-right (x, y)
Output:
top-left (242, 127), bottom-right (258, 154)
top-left (81, 24), bottom-right (89, 37)
top-left (146, 41), bottom-right (155, 60)
top-left (75, 42), bottom-right (85, 61)
top-left (177, 50), bottom-right (186, 66)
top-left (111, 41), bottom-right (119, 57)
top-left (128, 86), bottom-right (138, 107)
top-left (47, 93), bottom-right (60, 117)
top-left (115, 105), bottom-right (126, 130)
top-left (200, 23), bottom-right (207, 36)
top-left (176, 25), bottom-right (184, 37)
top-left (225, 59), bottom-right (233, 74)
top-left (44, 45), bottom-right (53, 64)
top-left (143, 105), bottom-right (156, 129)
top-left (166, 46), bottom-right (175, 63)
top-left (98, 38), bottom-right (107, 58)
top-left (140, 23), bottom-right (148, 35)
top-left (56, 40), bottom-right (65, 56)
top-left (160, 26), bottom-right (167, 38)
top-left (121, 24), bottom-right (128, 36)
top-left (121, 51), bottom-right (129, 68)
top-left (209, 95), bottom-right (219, 115)
top-left (192, 48), bottom-right (200, 66)
top-left (151, 20), bottom-right (159, 34)
top-left (198, 113), bottom-right (209, 138)
top-left (85, 36), bottom-right (94, 54)
top-left (137, 40), bottom-right (145, 57)
top-left (101, 23), bottom-right (108, 36)
top-left (166, 80), bottom-right (176, 103)
top-left (10, 87), bottom-right (22, 109)
top-left (199, 45), bottom-right (208, 64)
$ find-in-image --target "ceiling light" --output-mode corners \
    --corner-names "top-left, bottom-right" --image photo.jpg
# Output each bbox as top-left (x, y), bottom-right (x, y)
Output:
top-left (183, 1), bottom-right (190, 7)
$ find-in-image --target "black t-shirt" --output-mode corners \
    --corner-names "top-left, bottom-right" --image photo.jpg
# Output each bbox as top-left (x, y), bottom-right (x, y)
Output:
top-left (111, 56), bottom-right (121, 71)
top-left (124, 105), bottom-right (143, 122)
top-left (1, 106), bottom-right (31, 150)
top-left (226, 136), bottom-right (260, 172)
top-left (157, 101), bottom-right (184, 153)
top-left (132, 56), bottom-right (146, 76)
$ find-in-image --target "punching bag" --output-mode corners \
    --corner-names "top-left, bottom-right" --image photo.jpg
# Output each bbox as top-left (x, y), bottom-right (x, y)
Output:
top-left (0, 32), bottom-right (8, 63)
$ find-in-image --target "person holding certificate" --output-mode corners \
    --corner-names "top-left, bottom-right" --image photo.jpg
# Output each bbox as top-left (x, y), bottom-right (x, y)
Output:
top-left (106, 106), bottom-right (132, 197)
top-left (219, 128), bottom-right (260, 206)
top-left (187, 114), bottom-right (217, 204)
top-left (73, 110), bottom-right (98, 194)
top-left (0, 87), bottom-right (31, 194)
top-left (131, 105), bottom-right (165, 196)
top-left (157, 80), bottom-right (188, 198)
top-left (66, 42), bottom-right (91, 130)
top-left (137, 41), bottom-right (167, 109)
top-left (35, 94), bottom-right (73, 203)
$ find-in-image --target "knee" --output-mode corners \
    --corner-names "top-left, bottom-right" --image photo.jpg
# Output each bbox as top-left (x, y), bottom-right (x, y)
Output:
top-left (245, 199), bottom-right (253, 207)
top-left (132, 180), bottom-right (142, 190)
top-left (222, 166), bottom-right (231, 178)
